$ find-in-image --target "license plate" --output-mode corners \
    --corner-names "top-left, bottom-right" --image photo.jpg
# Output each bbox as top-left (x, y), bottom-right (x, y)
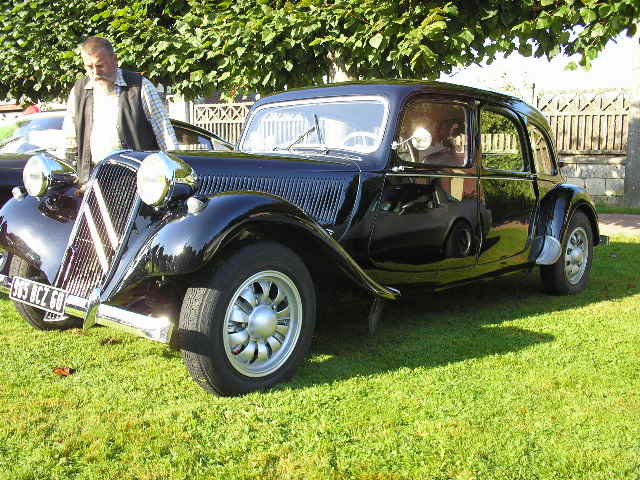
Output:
top-left (9, 277), bottom-right (68, 315)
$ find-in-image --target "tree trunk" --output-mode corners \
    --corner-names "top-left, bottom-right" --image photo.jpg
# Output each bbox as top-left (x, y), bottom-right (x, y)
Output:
top-left (624, 27), bottom-right (640, 207)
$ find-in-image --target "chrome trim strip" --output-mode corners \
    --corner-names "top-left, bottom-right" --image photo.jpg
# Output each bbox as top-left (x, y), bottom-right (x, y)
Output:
top-left (82, 203), bottom-right (109, 273)
top-left (0, 273), bottom-right (173, 344)
top-left (100, 196), bottom-right (141, 290)
top-left (92, 181), bottom-right (119, 250)
top-left (481, 176), bottom-right (535, 182)
top-left (386, 173), bottom-right (478, 179)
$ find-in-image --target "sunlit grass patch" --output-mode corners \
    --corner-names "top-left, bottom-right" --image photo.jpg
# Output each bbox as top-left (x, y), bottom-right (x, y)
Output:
top-left (0, 235), bottom-right (638, 479)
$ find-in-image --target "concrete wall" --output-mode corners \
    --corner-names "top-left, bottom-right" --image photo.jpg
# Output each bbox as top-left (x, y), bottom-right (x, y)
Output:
top-left (561, 155), bottom-right (626, 206)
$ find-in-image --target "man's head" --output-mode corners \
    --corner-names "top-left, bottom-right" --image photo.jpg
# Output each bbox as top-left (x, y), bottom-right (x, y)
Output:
top-left (80, 36), bottom-right (118, 86)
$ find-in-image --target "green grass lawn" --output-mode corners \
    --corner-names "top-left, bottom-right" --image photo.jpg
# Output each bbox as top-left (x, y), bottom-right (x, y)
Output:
top-left (596, 205), bottom-right (640, 215)
top-left (1, 236), bottom-right (639, 480)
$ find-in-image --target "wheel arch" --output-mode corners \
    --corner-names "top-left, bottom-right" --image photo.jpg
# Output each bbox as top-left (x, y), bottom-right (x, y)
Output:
top-left (537, 184), bottom-right (601, 245)
top-left (107, 192), bottom-right (399, 304)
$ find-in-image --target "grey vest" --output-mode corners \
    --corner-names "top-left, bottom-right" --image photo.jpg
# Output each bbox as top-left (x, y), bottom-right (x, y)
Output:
top-left (72, 70), bottom-right (159, 182)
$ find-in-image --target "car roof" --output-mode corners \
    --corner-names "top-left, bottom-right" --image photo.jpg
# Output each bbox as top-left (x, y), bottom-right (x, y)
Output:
top-left (252, 80), bottom-right (548, 127)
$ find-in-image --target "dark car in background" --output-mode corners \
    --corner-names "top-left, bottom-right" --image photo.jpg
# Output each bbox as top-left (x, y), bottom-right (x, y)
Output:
top-left (0, 111), bottom-right (232, 273)
top-left (0, 81), bottom-right (605, 396)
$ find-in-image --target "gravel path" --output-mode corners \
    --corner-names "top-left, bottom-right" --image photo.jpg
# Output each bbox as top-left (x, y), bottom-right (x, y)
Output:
top-left (598, 214), bottom-right (640, 237)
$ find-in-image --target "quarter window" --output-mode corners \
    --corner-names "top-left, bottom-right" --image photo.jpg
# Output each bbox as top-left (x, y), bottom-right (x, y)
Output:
top-left (528, 123), bottom-right (556, 175)
top-left (396, 100), bottom-right (468, 167)
top-left (480, 109), bottom-right (525, 172)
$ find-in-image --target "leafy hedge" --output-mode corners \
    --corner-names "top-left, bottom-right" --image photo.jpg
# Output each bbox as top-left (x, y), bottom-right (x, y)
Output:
top-left (1, 0), bottom-right (638, 103)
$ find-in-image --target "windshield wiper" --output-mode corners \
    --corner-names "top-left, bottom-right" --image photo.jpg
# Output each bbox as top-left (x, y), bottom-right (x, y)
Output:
top-left (273, 125), bottom-right (316, 151)
top-left (313, 114), bottom-right (327, 152)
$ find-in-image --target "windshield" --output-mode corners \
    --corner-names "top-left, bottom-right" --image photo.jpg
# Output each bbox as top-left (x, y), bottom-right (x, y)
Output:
top-left (240, 96), bottom-right (388, 154)
top-left (0, 115), bottom-right (63, 154)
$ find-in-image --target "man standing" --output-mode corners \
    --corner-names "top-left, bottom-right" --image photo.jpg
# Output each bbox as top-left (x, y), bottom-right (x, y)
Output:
top-left (63, 36), bottom-right (178, 182)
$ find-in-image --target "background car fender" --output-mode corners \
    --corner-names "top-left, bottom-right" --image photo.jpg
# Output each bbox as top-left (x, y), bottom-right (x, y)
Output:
top-left (107, 192), bottom-right (399, 302)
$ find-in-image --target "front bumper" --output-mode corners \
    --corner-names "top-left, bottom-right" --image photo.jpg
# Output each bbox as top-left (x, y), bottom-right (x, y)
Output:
top-left (0, 274), bottom-right (174, 344)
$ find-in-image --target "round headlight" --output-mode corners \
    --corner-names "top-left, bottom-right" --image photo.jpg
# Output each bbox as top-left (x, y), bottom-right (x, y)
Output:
top-left (23, 155), bottom-right (49, 197)
top-left (22, 153), bottom-right (77, 197)
top-left (136, 152), bottom-right (197, 206)
top-left (136, 154), bottom-right (172, 206)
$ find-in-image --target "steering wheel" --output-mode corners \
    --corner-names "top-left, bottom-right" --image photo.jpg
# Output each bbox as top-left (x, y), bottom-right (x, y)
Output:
top-left (341, 131), bottom-right (378, 148)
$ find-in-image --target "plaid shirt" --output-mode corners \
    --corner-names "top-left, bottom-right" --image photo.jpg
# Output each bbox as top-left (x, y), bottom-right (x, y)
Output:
top-left (62, 68), bottom-right (178, 162)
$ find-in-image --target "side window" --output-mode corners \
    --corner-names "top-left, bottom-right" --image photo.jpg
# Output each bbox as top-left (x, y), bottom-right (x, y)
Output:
top-left (480, 109), bottom-right (525, 172)
top-left (396, 100), bottom-right (468, 167)
top-left (528, 123), bottom-right (556, 175)
top-left (174, 126), bottom-right (213, 151)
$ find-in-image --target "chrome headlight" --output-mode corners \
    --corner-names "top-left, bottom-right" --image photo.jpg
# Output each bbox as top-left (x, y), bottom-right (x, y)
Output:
top-left (136, 152), bottom-right (197, 206)
top-left (23, 153), bottom-right (77, 197)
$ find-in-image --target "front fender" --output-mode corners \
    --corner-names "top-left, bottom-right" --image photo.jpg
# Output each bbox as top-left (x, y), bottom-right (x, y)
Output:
top-left (108, 192), bottom-right (399, 302)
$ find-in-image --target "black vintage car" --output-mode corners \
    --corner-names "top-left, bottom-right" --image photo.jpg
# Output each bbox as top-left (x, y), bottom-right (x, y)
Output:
top-left (0, 111), bottom-right (232, 273)
top-left (0, 81), bottom-right (604, 396)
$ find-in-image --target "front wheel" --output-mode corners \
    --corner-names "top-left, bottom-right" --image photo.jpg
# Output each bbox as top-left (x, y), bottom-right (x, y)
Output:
top-left (540, 211), bottom-right (593, 295)
top-left (179, 242), bottom-right (316, 396)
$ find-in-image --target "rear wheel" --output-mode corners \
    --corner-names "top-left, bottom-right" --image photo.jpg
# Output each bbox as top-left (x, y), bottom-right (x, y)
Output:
top-left (541, 211), bottom-right (593, 295)
top-left (9, 256), bottom-right (80, 330)
top-left (179, 242), bottom-right (316, 396)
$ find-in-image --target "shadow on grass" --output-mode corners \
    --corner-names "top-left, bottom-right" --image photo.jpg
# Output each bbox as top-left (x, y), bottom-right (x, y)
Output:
top-left (286, 239), bottom-right (639, 388)
top-left (1, 241), bottom-right (637, 392)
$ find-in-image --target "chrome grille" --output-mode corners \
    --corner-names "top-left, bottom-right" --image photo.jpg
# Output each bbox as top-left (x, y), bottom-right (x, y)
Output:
top-left (198, 175), bottom-right (348, 224)
top-left (58, 162), bottom-right (139, 298)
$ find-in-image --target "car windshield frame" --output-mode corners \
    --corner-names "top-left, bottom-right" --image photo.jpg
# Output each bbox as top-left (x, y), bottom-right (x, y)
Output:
top-left (239, 95), bottom-right (390, 156)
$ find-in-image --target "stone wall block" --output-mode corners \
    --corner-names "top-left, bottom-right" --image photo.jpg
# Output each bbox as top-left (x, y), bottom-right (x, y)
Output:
top-left (593, 164), bottom-right (625, 178)
top-left (585, 178), bottom-right (606, 195)
top-left (566, 177), bottom-right (586, 188)
top-left (576, 164), bottom-right (598, 178)
top-left (605, 179), bottom-right (625, 196)
top-left (561, 165), bottom-right (577, 177)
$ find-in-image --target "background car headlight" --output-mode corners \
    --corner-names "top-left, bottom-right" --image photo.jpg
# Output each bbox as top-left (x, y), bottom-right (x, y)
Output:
top-left (23, 153), bottom-right (77, 197)
top-left (136, 152), bottom-right (197, 207)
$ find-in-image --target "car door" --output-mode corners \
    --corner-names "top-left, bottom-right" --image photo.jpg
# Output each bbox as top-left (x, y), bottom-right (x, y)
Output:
top-left (477, 105), bottom-right (538, 265)
top-left (369, 96), bottom-right (481, 284)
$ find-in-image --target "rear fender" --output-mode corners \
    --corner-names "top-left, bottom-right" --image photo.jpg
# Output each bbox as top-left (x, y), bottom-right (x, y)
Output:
top-left (107, 192), bottom-right (399, 302)
top-left (533, 184), bottom-right (600, 265)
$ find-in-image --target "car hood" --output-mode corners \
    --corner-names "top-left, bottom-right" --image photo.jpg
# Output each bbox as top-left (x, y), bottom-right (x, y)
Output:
top-left (170, 150), bottom-right (362, 176)
top-left (115, 150), bottom-right (362, 229)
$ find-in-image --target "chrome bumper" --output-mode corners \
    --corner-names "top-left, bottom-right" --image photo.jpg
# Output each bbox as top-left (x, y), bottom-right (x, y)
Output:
top-left (0, 274), bottom-right (174, 344)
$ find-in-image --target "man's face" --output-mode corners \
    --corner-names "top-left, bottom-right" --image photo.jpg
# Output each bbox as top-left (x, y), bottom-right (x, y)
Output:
top-left (81, 48), bottom-right (118, 85)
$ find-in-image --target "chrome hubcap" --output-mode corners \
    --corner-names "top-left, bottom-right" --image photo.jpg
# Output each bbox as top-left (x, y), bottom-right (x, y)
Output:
top-left (223, 270), bottom-right (302, 377)
top-left (564, 226), bottom-right (589, 285)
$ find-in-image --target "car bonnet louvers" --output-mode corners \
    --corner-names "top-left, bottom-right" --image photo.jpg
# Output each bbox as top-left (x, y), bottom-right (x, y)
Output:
top-left (56, 162), bottom-right (140, 298)
top-left (198, 174), bottom-right (350, 225)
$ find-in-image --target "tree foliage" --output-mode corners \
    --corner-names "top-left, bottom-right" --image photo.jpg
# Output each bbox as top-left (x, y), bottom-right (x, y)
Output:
top-left (1, 0), bottom-right (638, 103)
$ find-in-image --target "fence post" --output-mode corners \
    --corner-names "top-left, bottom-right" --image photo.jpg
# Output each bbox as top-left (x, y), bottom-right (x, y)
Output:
top-left (625, 28), bottom-right (640, 207)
